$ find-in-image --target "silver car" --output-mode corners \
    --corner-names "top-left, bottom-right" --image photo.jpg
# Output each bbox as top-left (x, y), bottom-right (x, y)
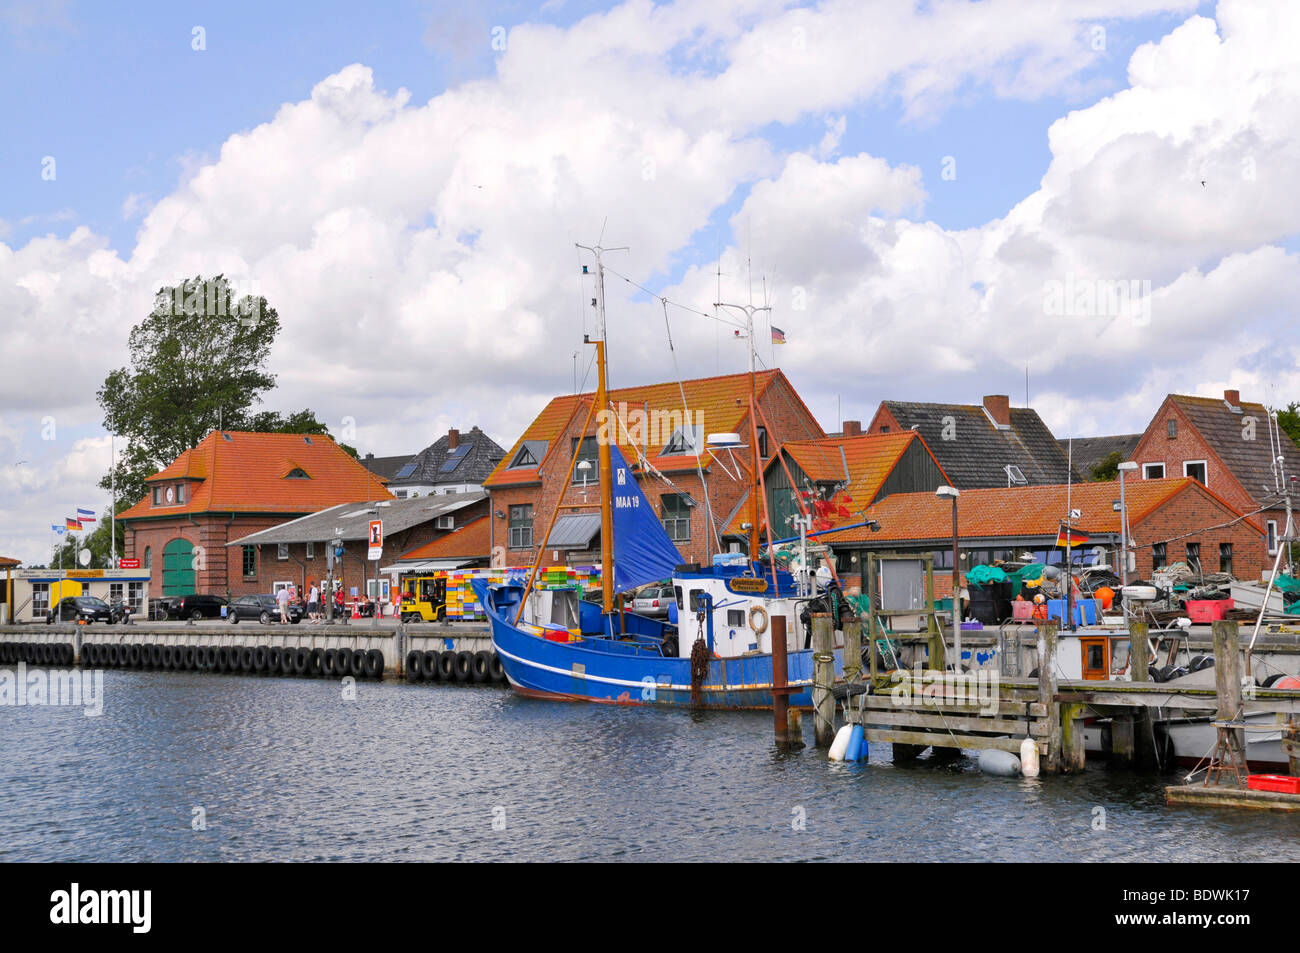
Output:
top-left (630, 585), bottom-right (672, 618)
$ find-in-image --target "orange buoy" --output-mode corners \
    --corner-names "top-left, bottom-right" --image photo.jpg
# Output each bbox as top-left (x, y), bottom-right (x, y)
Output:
top-left (1095, 586), bottom-right (1115, 610)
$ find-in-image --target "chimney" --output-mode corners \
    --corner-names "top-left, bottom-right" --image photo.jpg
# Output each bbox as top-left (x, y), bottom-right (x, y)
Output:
top-left (1224, 389), bottom-right (1241, 409)
top-left (842, 420), bottom-right (862, 437)
top-left (447, 428), bottom-right (460, 450)
top-left (365, 452), bottom-right (374, 461)
top-left (983, 394), bottom-right (1010, 428)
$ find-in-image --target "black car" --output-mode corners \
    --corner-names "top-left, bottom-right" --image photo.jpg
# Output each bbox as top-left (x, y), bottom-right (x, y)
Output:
top-left (228, 594), bottom-right (303, 625)
top-left (47, 596), bottom-right (113, 624)
top-left (167, 594), bottom-right (228, 621)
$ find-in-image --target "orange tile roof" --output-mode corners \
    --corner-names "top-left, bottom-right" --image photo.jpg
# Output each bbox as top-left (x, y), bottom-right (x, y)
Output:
top-left (0, 555), bottom-right (21, 569)
top-left (484, 369), bottom-right (801, 488)
top-left (118, 431), bottom-right (394, 520)
top-left (724, 431), bottom-right (950, 536)
top-left (396, 515), bottom-right (491, 561)
top-left (821, 476), bottom-right (1257, 545)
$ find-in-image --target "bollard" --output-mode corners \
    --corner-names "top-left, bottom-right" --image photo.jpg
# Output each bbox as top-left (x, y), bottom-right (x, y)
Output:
top-left (812, 613), bottom-right (835, 747)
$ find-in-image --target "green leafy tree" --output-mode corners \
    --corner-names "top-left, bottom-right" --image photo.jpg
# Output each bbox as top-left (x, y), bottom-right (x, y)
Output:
top-left (1090, 450), bottom-right (1123, 482)
top-left (98, 276), bottom-right (353, 504)
top-left (1276, 402), bottom-right (1300, 447)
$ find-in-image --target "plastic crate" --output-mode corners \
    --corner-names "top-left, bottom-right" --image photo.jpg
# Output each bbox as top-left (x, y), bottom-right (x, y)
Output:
top-left (1247, 774), bottom-right (1300, 794)
top-left (1012, 600), bottom-right (1034, 621)
top-left (1185, 599), bottom-right (1233, 622)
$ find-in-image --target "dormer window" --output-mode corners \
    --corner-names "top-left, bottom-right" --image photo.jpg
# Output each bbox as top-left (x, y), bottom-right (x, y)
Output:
top-left (285, 468), bottom-right (310, 479)
top-left (663, 425), bottom-right (704, 456)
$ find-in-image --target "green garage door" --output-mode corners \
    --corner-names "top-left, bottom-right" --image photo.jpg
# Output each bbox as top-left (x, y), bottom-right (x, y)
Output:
top-left (162, 538), bottom-right (196, 596)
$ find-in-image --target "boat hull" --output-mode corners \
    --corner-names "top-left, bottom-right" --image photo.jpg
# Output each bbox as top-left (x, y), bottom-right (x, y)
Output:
top-left (482, 588), bottom-right (840, 709)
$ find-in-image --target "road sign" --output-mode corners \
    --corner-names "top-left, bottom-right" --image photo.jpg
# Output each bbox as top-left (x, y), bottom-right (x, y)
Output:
top-left (368, 520), bottom-right (383, 561)
top-left (118, 558), bottom-right (141, 569)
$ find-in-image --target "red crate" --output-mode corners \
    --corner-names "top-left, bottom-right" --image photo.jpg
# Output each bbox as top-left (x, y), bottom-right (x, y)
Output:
top-left (1247, 774), bottom-right (1300, 794)
top-left (1185, 599), bottom-right (1233, 623)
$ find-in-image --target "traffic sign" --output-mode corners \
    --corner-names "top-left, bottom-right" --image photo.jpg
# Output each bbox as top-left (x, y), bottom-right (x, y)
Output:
top-left (368, 520), bottom-right (383, 561)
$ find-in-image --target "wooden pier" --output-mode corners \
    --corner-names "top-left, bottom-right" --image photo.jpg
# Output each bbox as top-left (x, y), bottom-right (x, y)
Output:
top-left (821, 619), bottom-right (1300, 778)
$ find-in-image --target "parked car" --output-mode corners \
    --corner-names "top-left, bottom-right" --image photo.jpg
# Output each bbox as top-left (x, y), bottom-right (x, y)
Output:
top-left (227, 594), bottom-right (303, 625)
top-left (169, 594), bottom-right (228, 621)
top-left (47, 596), bottom-right (113, 624)
top-left (630, 585), bottom-right (673, 618)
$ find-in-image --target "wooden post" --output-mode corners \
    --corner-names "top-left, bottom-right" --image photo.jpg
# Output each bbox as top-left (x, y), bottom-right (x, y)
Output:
top-left (926, 558), bottom-right (945, 672)
top-left (812, 612), bottom-right (835, 747)
top-left (866, 555), bottom-right (880, 686)
top-left (1212, 620), bottom-right (1243, 752)
top-left (1128, 619), bottom-right (1154, 767)
top-left (1110, 714), bottom-right (1135, 766)
top-left (1062, 702), bottom-right (1087, 773)
top-left (771, 614), bottom-right (790, 744)
top-left (1284, 715), bottom-right (1299, 777)
top-left (843, 619), bottom-right (862, 686)
top-left (1038, 622), bottom-right (1061, 773)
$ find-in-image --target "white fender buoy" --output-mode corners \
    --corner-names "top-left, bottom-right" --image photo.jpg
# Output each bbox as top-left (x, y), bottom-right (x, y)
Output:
top-left (1020, 737), bottom-right (1040, 778)
top-left (978, 749), bottom-right (1021, 777)
top-left (829, 724), bottom-right (853, 761)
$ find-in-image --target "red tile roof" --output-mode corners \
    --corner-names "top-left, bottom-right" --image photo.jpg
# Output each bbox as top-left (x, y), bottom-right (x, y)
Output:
top-left (725, 431), bottom-right (950, 536)
top-left (118, 431), bottom-right (394, 521)
top-left (396, 515), bottom-right (491, 561)
top-left (820, 477), bottom-right (1257, 545)
top-left (485, 369), bottom-right (812, 488)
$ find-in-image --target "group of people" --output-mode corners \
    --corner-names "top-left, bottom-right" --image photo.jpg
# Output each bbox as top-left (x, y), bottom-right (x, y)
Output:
top-left (273, 581), bottom-right (379, 623)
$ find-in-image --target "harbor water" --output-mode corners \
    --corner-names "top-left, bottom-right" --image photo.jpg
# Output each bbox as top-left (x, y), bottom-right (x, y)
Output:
top-left (3, 671), bottom-right (1298, 862)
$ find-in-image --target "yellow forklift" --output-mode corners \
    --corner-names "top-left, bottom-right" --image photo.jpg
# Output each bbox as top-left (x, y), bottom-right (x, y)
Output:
top-left (398, 575), bottom-right (447, 622)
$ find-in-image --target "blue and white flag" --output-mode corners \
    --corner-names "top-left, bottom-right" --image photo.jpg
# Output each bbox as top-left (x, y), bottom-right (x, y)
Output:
top-left (52, 525), bottom-right (65, 535)
top-left (76, 507), bottom-right (96, 523)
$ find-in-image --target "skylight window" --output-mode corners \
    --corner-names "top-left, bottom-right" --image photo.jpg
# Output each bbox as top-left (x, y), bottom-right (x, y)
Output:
top-left (394, 463), bottom-right (417, 479)
top-left (440, 444), bottom-right (472, 472)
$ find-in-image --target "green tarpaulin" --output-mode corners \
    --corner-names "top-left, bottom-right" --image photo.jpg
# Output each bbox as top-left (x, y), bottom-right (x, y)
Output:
top-left (966, 564), bottom-right (1009, 585)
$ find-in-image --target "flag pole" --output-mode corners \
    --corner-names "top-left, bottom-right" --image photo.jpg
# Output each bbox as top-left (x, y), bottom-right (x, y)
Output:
top-left (110, 434), bottom-right (117, 568)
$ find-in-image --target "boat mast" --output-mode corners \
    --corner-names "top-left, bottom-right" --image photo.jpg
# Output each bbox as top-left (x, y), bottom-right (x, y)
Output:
top-left (578, 241), bottom-right (625, 614)
top-left (714, 296), bottom-right (770, 565)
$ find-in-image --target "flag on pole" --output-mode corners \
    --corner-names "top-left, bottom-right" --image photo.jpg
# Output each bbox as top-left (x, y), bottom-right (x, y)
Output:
top-left (52, 524), bottom-right (65, 535)
top-left (1055, 526), bottom-right (1089, 547)
top-left (65, 517), bottom-right (81, 531)
top-left (76, 507), bottom-right (96, 523)
top-left (771, 326), bottom-right (786, 344)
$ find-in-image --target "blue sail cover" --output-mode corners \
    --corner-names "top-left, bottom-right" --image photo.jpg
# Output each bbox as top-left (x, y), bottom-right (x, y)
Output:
top-left (609, 444), bottom-right (683, 593)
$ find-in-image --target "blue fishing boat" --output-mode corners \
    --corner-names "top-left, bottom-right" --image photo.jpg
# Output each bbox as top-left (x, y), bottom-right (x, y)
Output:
top-left (474, 242), bottom-right (851, 709)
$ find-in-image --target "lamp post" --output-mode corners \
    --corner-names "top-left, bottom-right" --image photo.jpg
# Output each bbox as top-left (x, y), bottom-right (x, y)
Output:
top-left (1117, 461), bottom-right (1138, 621)
top-left (936, 485), bottom-right (961, 670)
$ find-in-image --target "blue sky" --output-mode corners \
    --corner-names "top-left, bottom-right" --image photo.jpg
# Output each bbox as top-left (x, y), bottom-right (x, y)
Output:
top-left (3, 1), bottom-right (1206, 258)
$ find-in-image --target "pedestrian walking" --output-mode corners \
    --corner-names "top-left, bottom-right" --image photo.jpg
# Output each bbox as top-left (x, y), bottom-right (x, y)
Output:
top-left (307, 582), bottom-right (320, 622)
top-left (277, 586), bottom-right (290, 624)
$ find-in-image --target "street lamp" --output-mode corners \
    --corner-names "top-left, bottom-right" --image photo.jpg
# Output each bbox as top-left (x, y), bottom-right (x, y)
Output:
top-left (1117, 462), bottom-right (1138, 616)
top-left (936, 485), bottom-right (961, 669)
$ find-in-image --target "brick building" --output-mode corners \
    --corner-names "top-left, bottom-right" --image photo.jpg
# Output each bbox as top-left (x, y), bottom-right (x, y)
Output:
top-left (118, 431), bottom-right (393, 599)
top-left (1131, 389), bottom-right (1300, 572)
top-left (820, 476), bottom-right (1262, 596)
top-left (483, 369), bottom-right (825, 568)
top-left (867, 394), bottom-right (1079, 487)
top-left (228, 493), bottom-right (487, 606)
top-left (726, 428), bottom-right (951, 540)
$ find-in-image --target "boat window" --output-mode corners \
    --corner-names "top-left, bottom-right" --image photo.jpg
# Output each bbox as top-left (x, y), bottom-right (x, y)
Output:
top-left (673, 585), bottom-right (683, 609)
top-left (688, 590), bottom-right (707, 612)
top-left (1087, 644), bottom-right (1104, 669)
top-left (1110, 639), bottom-right (1130, 675)
top-left (550, 590), bottom-right (580, 628)
top-left (727, 609), bottom-right (744, 627)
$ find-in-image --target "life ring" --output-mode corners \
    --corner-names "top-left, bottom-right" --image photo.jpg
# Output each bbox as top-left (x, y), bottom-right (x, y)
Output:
top-left (749, 605), bottom-right (769, 635)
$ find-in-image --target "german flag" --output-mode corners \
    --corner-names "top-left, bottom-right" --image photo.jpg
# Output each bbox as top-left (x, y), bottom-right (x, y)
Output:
top-left (65, 517), bottom-right (82, 531)
top-left (1055, 526), bottom-right (1089, 547)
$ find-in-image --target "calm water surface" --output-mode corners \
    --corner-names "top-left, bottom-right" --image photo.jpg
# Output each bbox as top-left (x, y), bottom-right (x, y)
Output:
top-left (3, 670), bottom-right (1297, 862)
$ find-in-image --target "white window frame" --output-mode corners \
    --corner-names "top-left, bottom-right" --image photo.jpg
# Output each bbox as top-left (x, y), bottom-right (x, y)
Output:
top-left (1142, 462), bottom-right (1165, 479)
top-left (127, 581), bottom-right (144, 612)
top-left (1267, 520), bottom-right (1279, 555)
top-left (32, 582), bottom-right (50, 616)
top-left (272, 580), bottom-right (293, 594)
top-left (436, 515), bottom-right (454, 529)
top-left (277, 542), bottom-right (289, 561)
top-left (1182, 459), bottom-right (1208, 486)
top-left (306, 542), bottom-right (315, 560)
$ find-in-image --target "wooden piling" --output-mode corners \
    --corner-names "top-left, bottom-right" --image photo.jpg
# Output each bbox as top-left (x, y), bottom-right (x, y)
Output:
top-left (1284, 716), bottom-right (1299, 777)
top-left (771, 614), bottom-right (790, 744)
top-left (812, 612), bottom-right (835, 747)
top-left (1110, 714), bottom-right (1135, 766)
top-left (1212, 620), bottom-right (1244, 752)
top-left (1038, 622), bottom-right (1061, 773)
top-left (1127, 619), bottom-right (1154, 767)
top-left (1061, 702), bottom-right (1087, 773)
top-left (843, 619), bottom-right (862, 686)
